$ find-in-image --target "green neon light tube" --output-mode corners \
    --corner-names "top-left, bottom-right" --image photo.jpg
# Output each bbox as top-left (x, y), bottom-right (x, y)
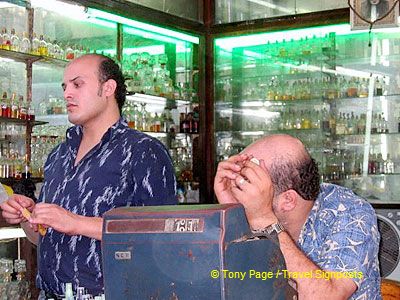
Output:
top-left (87, 8), bottom-right (199, 45)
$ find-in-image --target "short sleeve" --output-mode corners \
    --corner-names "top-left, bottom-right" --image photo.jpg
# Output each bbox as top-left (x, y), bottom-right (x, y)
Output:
top-left (132, 137), bottom-right (177, 206)
top-left (313, 204), bottom-right (380, 288)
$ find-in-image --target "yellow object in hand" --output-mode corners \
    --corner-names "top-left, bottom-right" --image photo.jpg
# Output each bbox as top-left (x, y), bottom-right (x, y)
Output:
top-left (2, 184), bottom-right (13, 196)
top-left (21, 208), bottom-right (47, 236)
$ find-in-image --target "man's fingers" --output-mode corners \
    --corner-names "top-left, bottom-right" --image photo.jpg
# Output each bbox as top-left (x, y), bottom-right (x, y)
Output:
top-left (1, 212), bottom-right (23, 224)
top-left (2, 212), bottom-right (22, 221)
top-left (1, 202), bottom-right (23, 216)
top-left (217, 160), bottom-right (242, 172)
top-left (227, 153), bottom-right (249, 162)
top-left (216, 168), bottom-right (240, 181)
top-left (15, 196), bottom-right (34, 208)
top-left (232, 176), bottom-right (249, 192)
top-left (231, 184), bottom-right (246, 201)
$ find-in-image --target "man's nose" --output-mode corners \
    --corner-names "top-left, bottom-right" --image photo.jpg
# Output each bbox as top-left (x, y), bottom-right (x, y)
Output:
top-left (63, 86), bottom-right (73, 100)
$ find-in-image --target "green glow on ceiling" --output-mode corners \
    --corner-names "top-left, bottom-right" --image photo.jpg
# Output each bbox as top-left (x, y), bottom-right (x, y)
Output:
top-left (215, 23), bottom-right (400, 50)
top-left (86, 17), bottom-right (117, 29)
top-left (87, 8), bottom-right (199, 45)
top-left (123, 26), bottom-right (188, 46)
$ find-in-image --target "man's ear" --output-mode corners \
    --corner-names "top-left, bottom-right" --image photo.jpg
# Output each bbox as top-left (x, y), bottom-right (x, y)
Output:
top-left (103, 79), bottom-right (117, 97)
top-left (280, 190), bottom-right (297, 212)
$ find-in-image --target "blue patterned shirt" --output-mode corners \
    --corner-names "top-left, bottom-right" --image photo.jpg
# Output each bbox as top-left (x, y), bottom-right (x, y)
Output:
top-left (36, 118), bottom-right (177, 296)
top-left (298, 183), bottom-right (381, 300)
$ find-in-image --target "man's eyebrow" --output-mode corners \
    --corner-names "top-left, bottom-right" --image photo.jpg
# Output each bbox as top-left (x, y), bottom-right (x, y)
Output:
top-left (61, 76), bottom-right (81, 89)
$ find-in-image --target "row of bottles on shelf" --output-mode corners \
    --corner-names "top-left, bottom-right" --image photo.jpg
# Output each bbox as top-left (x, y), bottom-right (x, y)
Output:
top-left (170, 135), bottom-right (199, 203)
top-left (264, 33), bottom-right (334, 60)
top-left (170, 145), bottom-right (194, 182)
top-left (0, 152), bottom-right (27, 180)
top-left (0, 92), bottom-right (35, 121)
top-left (323, 151), bottom-right (396, 181)
top-left (123, 52), bottom-right (197, 101)
top-left (0, 126), bottom-right (66, 179)
top-left (0, 258), bottom-right (30, 300)
top-left (331, 112), bottom-right (389, 135)
top-left (0, 27), bottom-right (90, 60)
top-left (0, 126), bottom-right (27, 179)
top-left (218, 75), bottom-right (388, 102)
top-left (217, 109), bottom-right (392, 135)
top-left (31, 133), bottom-right (65, 178)
top-left (0, 139), bottom-right (65, 179)
top-left (0, 124), bottom-right (25, 140)
top-left (37, 96), bottom-right (66, 116)
top-left (123, 102), bottom-right (199, 134)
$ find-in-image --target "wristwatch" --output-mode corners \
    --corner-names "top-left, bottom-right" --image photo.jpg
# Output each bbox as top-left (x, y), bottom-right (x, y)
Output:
top-left (264, 222), bottom-right (285, 236)
top-left (252, 222), bottom-right (285, 241)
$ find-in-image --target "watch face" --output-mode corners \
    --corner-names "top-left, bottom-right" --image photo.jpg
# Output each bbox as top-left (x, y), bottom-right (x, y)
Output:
top-left (270, 223), bottom-right (285, 234)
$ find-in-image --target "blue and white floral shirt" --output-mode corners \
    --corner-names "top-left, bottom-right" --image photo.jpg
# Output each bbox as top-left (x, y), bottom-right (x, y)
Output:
top-left (298, 183), bottom-right (381, 300)
top-left (36, 118), bottom-right (177, 296)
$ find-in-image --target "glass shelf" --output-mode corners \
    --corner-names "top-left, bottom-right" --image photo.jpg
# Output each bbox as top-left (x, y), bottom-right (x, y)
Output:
top-left (0, 116), bottom-right (47, 126)
top-left (327, 173), bottom-right (400, 180)
top-left (0, 49), bottom-right (67, 67)
top-left (216, 94), bottom-right (400, 108)
top-left (126, 93), bottom-right (192, 107)
top-left (216, 128), bottom-right (324, 135)
top-left (36, 114), bottom-right (69, 126)
top-left (337, 132), bottom-right (400, 137)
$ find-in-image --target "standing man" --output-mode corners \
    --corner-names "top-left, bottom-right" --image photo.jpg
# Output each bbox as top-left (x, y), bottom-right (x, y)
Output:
top-left (214, 134), bottom-right (381, 299)
top-left (1, 54), bottom-right (177, 298)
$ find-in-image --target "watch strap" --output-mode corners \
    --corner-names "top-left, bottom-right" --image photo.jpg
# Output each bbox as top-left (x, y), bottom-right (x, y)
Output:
top-left (251, 222), bottom-right (285, 243)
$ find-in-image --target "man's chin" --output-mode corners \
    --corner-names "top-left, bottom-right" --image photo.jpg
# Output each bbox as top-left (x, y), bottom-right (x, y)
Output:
top-left (67, 114), bottom-right (82, 125)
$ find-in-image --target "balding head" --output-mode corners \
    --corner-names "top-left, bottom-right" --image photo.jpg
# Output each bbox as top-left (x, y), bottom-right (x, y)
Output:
top-left (67, 54), bottom-right (126, 113)
top-left (243, 134), bottom-right (320, 201)
top-left (244, 134), bottom-right (308, 164)
top-left (66, 53), bottom-right (103, 72)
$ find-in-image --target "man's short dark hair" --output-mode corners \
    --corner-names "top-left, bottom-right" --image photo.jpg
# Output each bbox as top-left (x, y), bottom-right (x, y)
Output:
top-left (269, 155), bottom-right (320, 201)
top-left (96, 54), bottom-right (126, 114)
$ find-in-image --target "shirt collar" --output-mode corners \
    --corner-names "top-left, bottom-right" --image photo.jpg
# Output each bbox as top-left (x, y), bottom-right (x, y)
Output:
top-left (298, 192), bottom-right (322, 245)
top-left (66, 117), bottom-right (127, 153)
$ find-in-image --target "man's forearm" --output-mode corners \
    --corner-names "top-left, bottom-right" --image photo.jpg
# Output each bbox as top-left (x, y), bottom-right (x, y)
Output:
top-left (278, 232), bottom-right (356, 300)
top-left (21, 222), bottom-right (39, 245)
top-left (74, 215), bottom-right (103, 240)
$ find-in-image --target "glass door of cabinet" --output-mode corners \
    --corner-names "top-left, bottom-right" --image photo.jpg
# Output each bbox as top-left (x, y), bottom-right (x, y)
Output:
top-left (29, 1), bottom-right (202, 203)
top-left (214, 24), bottom-right (400, 204)
top-left (119, 18), bottom-right (201, 203)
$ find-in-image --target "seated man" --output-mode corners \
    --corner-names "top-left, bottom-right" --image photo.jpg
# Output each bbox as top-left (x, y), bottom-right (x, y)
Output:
top-left (214, 134), bottom-right (381, 299)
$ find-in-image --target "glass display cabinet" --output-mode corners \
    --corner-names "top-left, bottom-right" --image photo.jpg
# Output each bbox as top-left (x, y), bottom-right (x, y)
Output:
top-left (0, 0), bottom-right (201, 297)
top-left (0, 228), bottom-right (30, 299)
top-left (0, 0), bottom-right (201, 203)
top-left (214, 24), bottom-right (400, 204)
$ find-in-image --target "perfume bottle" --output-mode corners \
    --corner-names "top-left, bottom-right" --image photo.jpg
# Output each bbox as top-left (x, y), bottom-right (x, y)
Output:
top-left (10, 28), bottom-right (20, 51)
top-left (2, 28), bottom-right (11, 50)
top-left (65, 44), bottom-right (75, 60)
top-left (38, 34), bottom-right (48, 56)
top-left (31, 33), bottom-right (40, 55)
top-left (20, 32), bottom-right (31, 53)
